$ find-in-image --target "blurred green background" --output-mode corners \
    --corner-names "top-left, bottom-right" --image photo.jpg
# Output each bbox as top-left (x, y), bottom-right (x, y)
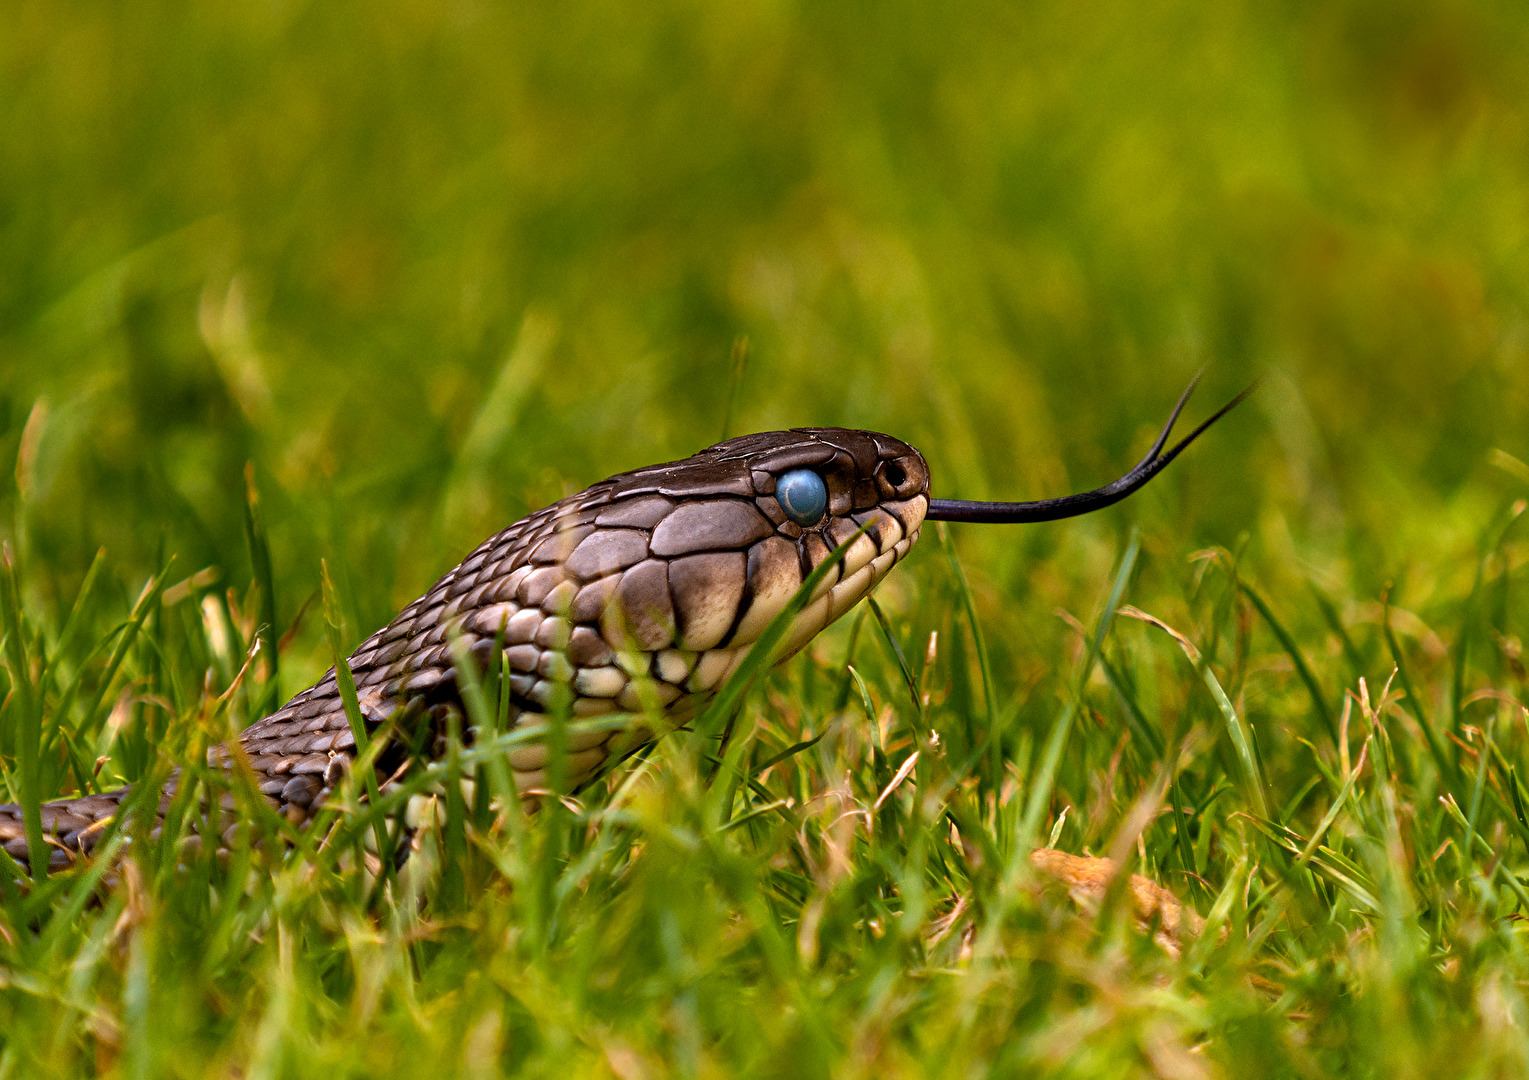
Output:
top-left (3, 0), bottom-right (1528, 696)
top-left (10, 5), bottom-right (1529, 1074)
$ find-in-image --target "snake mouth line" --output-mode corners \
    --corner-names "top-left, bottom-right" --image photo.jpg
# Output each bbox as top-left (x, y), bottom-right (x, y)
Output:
top-left (925, 373), bottom-right (1257, 524)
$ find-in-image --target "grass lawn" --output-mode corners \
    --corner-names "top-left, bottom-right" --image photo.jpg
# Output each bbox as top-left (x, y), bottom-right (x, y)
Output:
top-left (5, 1), bottom-right (1529, 1075)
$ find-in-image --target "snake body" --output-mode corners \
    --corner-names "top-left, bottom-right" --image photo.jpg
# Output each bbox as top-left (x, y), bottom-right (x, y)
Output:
top-left (0, 428), bottom-right (931, 872)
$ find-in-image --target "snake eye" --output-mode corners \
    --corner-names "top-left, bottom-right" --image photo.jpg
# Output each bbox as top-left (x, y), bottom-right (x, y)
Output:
top-left (776, 469), bottom-right (828, 526)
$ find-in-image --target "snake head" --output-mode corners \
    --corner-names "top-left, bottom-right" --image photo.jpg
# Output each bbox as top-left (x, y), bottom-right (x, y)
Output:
top-left (588, 427), bottom-right (931, 661)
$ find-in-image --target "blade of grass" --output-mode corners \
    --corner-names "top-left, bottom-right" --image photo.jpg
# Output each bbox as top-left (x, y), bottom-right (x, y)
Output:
top-left (1296, 738), bottom-right (1371, 866)
top-left (1242, 814), bottom-right (1380, 912)
top-left (830, 610), bottom-right (867, 713)
top-left (447, 629), bottom-right (520, 833)
top-left (449, 618), bottom-right (514, 830)
top-left (718, 335), bottom-right (749, 442)
top-left (0, 545), bottom-right (48, 879)
top-left (1453, 501), bottom-right (1524, 739)
top-left (243, 462), bottom-right (279, 715)
top-left (720, 798), bottom-right (790, 832)
top-left (1087, 640), bottom-right (1164, 759)
top-left (1310, 584), bottom-right (1366, 680)
top-left (937, 523), bottom-right (999, 782)
top-left (754, 734), bottom-right (826, 775)
top-left (45, 546), bottom-right (107, 686)
top-left (704, 715), bottom-right (757, 829)
top-left (440, 709), bottom-right (467, 911)
top-left (1461, 706), bottom-right (1499, 866)
top-left (867, 596), bottom-right (919, 719)
top-left (1382, 598), bottom-right (1455, 787)
top-left (1120, 605), bottom-right (1269, 819)
top-left (320, 560), bottom-right (392, 888)
top-left (1020, 528), bottom-right (1141, 843)
top-left (75, 561), bottom-right (176, 755)
top-left (1239, 581), bottom-right (1337, 747)
top-left (1437, 792), bottom-right (1529, 912)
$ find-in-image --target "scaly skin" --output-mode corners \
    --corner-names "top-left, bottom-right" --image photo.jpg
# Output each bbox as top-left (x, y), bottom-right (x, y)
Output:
top-left (0, 428), bottom-right (931, 873)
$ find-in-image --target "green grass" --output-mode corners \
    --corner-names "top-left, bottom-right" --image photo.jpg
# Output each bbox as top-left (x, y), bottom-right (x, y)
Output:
top-left (7, 0), bottom-right (1529, 1074)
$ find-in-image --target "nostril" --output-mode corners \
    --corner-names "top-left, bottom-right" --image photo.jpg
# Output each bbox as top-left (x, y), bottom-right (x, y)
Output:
top-left (883, 461), bottom-right (906, 488)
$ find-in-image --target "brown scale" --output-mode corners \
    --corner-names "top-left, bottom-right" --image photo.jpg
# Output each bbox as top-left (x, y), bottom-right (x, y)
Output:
top-left (0, 428), bottom-right (931, 874)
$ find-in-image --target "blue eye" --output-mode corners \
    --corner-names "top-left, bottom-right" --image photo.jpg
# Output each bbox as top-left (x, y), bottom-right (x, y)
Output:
top-left (776, 469), bottom-right (828, 526)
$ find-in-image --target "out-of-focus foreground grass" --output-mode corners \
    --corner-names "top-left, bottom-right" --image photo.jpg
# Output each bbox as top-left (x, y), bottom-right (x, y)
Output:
top-left (4, 1), bottom-right (1529, 1076)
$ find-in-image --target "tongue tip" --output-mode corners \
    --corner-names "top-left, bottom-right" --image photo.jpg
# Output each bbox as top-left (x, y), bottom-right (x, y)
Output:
top-left (925, 377), bottom-right (1257, 525)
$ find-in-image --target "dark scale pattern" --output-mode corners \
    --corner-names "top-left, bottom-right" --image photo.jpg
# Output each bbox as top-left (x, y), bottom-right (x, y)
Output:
top-left (0, 428), bottom-right (931, 872)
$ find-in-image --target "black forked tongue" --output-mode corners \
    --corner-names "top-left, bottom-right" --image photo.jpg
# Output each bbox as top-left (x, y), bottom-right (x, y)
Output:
top-left (925, 374), bottom-right (1258, 524)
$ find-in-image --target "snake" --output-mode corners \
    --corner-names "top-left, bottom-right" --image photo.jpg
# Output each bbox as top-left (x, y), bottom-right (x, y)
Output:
top-left (0, 377), bottom-right (1251, 875)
